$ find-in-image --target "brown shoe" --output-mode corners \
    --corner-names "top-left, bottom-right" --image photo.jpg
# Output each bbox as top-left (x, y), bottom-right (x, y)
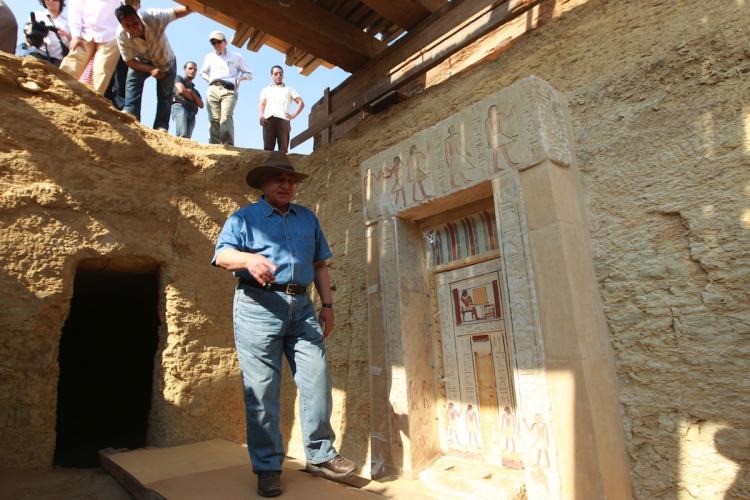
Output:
top-left (256, 471), bottom-right (282, 497)
top-left (305, 455), bottom-right (357, 480)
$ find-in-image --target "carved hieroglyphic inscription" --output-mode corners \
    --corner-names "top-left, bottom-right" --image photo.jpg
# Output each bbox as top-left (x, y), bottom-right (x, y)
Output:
top-left (361, 76), bottom-right (573, 220)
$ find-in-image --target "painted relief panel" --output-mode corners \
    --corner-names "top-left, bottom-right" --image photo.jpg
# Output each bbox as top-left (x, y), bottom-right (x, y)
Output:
top-left (436, 258), bottom-right (515, 465)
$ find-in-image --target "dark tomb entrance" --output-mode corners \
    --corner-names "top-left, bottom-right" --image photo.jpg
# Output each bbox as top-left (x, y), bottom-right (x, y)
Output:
top-left (54, 266), bottom-right (160, 467)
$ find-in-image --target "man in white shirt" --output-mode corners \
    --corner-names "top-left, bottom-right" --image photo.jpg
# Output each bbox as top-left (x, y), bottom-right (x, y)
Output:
top-left (258, 65), bottom-right (304, 153)
top-left (200, 31), bottom-right (252, 146)
top-left (115, 3), bottom-right (190, 131)
top-left (59, 0), bottom-right (121, 94)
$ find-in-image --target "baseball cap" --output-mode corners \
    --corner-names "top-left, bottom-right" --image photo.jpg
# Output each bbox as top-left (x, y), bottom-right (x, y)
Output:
top-left (208, 31), bottom-right (226, 42)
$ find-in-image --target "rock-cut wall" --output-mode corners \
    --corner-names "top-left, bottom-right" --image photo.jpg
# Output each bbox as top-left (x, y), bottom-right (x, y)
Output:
top-left (291, 0), bottom-right (750, 497)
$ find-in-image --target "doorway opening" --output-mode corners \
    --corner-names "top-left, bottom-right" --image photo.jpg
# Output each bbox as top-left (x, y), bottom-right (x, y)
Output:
top-left (54, 266), bottom-right (160, 467)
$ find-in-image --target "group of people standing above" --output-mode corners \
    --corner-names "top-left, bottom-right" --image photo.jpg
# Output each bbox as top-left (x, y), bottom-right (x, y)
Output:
top-left (4, 0), bottom-right (304, 152)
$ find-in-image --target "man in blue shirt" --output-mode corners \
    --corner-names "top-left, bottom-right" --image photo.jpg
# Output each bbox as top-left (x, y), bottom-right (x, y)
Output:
top-left (212, 152), bottom-right (356, 497)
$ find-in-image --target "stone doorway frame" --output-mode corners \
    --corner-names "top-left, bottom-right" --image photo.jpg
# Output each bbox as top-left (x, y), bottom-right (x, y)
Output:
top-left (361, 77), bottom-right (632, 498)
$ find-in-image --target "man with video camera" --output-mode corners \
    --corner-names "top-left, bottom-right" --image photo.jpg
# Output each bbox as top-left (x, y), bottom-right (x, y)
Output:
top-left (17, 11), bottom-right (64, 66)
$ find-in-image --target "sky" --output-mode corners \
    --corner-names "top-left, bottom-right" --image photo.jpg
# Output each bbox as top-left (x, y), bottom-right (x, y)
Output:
top-left (7, 0), bottom-right (350, 154)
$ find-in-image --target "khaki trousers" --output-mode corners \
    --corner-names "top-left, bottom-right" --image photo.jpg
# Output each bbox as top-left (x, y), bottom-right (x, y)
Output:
top-left (60, 38), bottom-right (120, 94)
top-left (207, 84), bottom-right (237, 146)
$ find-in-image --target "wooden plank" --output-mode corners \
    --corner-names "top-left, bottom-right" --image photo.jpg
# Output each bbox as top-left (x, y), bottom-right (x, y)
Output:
top-left (329, 0), bottom-right (537, 123)
top-left (198, 0), bottom-right (385, 71)
top-left (231, 23), bottom-right (253, 48)
top-left (299, 58), bottom-right (326, 76)
top-left (359, 0), bottom-right (430, 29)
top-left (292, 0), bottom-right (539, 145)
top-left (247, 30), bottom-right (266, 52)
top-left (417, 0), bottom-right (449, 12)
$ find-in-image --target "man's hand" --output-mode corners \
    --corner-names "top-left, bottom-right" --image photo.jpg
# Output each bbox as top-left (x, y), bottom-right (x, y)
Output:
top-left (70, 36), bottom-right (83, 51)
top-left (244, 253), bottom-right (277, 286)
top-left (259, 116), bottom-right (266, 127)
top-left (150, 67), bottom-right (164, 79)
top-left (319, 307), bottom-right (334, 338)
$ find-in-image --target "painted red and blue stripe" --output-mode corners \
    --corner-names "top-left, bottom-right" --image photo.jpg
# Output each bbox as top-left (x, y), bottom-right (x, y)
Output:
top-left (431, 210), bottom-right (499, 266)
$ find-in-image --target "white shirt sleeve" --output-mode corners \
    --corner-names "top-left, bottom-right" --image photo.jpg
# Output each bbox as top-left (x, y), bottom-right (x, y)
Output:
top-left (200, 53), bottom-right (211, 82)
top-left (67, 0), bottom-right (83, 38)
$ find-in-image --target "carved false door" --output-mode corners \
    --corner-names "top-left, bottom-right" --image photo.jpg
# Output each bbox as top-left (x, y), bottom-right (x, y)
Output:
top-left (435, 258), bottom-right (515, 465)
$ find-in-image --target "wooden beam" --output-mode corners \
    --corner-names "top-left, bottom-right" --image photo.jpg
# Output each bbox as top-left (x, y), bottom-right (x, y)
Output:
top-left (291, 0), bottom-right (539, 147)
top-left (231, 24), bottom-right (253, 48)
top-left (359, 0), bottom-right (429, 29)
top-left (198, 0), bottom-right (386, 71)
top-left (247, 30), bottom-right (266, 52)
top-left (417, 0), bottom-right (449, 12)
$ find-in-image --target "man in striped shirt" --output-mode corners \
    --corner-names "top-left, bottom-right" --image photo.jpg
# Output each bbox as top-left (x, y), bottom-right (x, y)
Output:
top-left (115, 3), bottom-right (191, 131)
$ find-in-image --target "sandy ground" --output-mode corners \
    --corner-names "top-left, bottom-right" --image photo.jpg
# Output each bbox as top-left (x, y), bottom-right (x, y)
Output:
top-left (0, 467), bottom-right (132, 500)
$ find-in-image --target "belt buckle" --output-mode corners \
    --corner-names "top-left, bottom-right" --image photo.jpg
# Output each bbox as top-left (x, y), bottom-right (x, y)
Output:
top-left (285, 284), bottom-right (296, 296)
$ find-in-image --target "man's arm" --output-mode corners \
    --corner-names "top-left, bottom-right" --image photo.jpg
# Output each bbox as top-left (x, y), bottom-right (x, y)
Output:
top-left (258, 95), bottom-right (267, 126)
top-left (125, 58), bottom-right (164, 79)
top-left (234, 54), bottom-right (253, 86)
top-left (174, 78), bottom-right (186, 96)
top-left (286, 96), bottom-right (304, 121)
top-left (175, 78), bottom-right (198, 102)
top-left (193, 90), bottom-right (204, 109)
top-left (313, 261), bottom-right (335, 337)
top-left (214, 247), bottom-right (277, 286)
top-left (67, 0), bottom-right (83, 51)
top-left (173, 6), bottom-right (191, 19)
top-left (199, 55), bottom-right (210, 82)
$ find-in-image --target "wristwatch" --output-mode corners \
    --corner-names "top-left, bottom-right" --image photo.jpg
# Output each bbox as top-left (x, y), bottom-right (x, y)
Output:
top-left (322, 303), bottom-right (333, 308)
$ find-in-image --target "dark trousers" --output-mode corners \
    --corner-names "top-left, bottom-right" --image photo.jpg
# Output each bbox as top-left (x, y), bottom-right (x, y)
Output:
top-left (105, 57), bottom-right (128, 110)
top-left (123, 59), bottom-right (176, 131)
top-left (262, 117), bottom-right (291, 153)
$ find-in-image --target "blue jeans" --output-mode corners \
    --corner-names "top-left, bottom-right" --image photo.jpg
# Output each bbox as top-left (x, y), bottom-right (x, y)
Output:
top-left (123, 59), bottom-right (176, 130)
top-left (233, 284), bottom-right (337, 472)
top-left (171, 104), bottom-right (196, 138)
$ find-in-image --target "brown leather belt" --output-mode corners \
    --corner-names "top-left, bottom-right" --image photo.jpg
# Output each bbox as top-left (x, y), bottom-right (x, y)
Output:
top-left (240, 278), bottom-right (307, 296)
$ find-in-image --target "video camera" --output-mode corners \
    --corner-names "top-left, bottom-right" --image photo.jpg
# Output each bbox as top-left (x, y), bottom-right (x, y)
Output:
top-left (23, 12), bottom-right (57, 49)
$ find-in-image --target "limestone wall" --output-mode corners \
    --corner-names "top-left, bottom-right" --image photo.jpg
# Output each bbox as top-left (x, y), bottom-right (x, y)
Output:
top-left (292, 0), bottom-right (749, 497)
top-left (1, 0), bottom-right (748, 497)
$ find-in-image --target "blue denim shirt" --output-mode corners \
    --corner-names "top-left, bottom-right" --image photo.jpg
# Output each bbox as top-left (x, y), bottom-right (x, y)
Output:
top-left (212, 197), bottom-right (332, 286)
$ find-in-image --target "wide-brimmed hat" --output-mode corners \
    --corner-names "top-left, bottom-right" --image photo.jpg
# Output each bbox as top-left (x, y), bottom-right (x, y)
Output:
top-left (208, 30), bottom-right (226, 42)
top-left (246, 151), bottom-right (309, 189)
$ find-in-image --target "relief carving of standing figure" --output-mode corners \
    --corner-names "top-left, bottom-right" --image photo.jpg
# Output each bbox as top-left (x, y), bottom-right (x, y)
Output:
top-left (444, 125), bottom-right (476, 188)
top-left (485, 104), bottom-right (521, 172)
top-left (381, 155), bottom-right (406, 209)
top-left (406, 144), bottom-right (429, 203)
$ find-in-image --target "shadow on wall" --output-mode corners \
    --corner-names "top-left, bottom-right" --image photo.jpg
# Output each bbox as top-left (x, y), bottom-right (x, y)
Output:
top-left (715, 427), bottom-right (750, 498)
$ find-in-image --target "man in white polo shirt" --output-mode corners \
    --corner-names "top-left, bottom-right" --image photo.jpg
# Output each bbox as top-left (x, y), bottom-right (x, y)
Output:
top-left (115, 3), bottom-right (191, 131)
top-left (200, 30), bottom-right (252, 146)
top-left (258, 65), bottom-right (304, 153)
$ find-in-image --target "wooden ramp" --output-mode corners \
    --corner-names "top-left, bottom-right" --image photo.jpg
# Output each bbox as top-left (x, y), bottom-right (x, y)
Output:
top-left (99, 439), bottom-right (434, 500)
